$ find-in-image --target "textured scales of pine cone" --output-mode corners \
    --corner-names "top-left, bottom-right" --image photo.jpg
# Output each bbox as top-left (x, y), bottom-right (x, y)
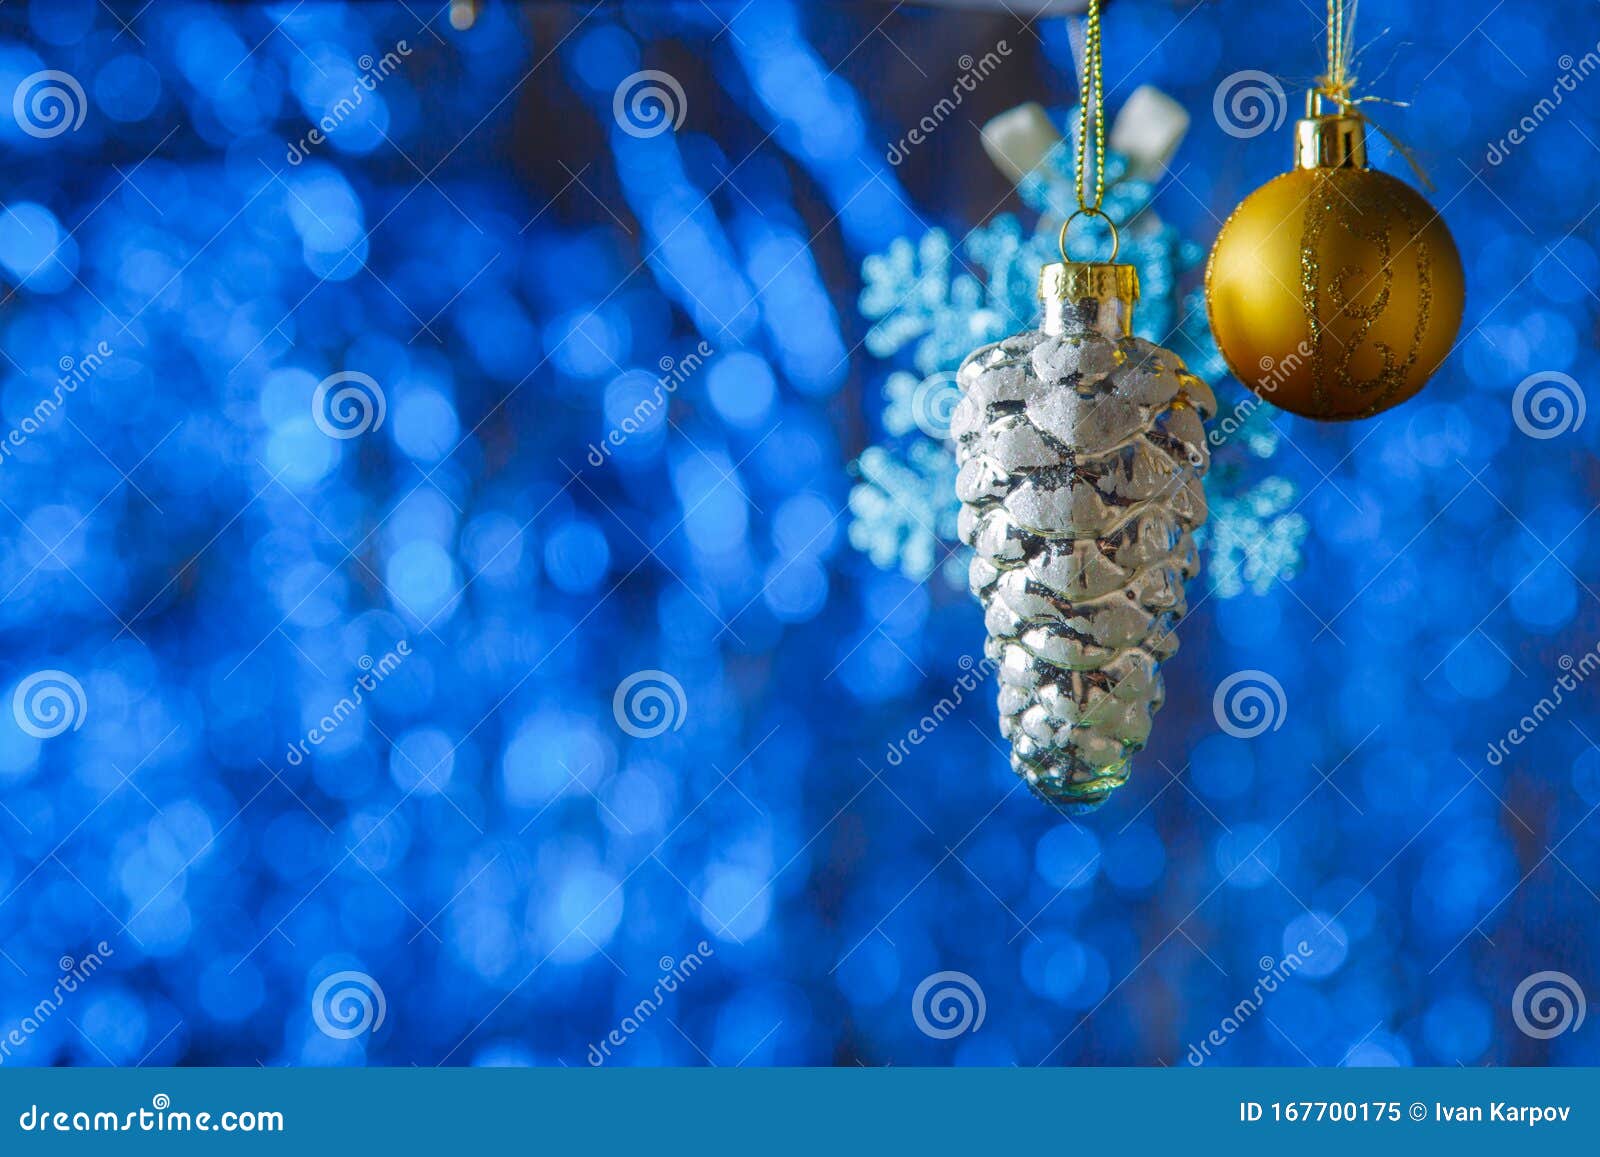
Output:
top-left (952, 308), bottom-right (1215, 809)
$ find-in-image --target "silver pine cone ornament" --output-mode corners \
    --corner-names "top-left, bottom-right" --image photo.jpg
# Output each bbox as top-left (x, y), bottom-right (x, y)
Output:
top-left (953, 260), bottom-right (1215, 810)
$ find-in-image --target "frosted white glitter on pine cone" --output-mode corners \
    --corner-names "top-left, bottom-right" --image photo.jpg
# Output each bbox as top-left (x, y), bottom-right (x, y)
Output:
top-left (953, 290), bottom-right (1214, 809)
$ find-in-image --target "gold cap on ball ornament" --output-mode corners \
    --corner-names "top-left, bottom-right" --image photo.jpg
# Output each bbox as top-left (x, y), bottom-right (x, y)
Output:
top-left (1204, 1), bottom-right (1465, 421)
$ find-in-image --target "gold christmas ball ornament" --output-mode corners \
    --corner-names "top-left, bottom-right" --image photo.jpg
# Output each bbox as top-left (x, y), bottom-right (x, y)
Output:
top-left (1205, 102), bottom-right (1465, 421)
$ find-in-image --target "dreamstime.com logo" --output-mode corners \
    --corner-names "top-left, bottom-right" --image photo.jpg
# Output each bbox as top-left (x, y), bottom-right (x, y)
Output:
top-left (1485, 640), bottom-right (1600, 767)
top-left (1185, 943), bottom-right (1314, 1065)
top-left (909, 371), bottom-right (962, 440)
top-left (1512, 970), bottom-right (1586, 1040)
top-left (312, 370), bottom-right (386, 439)
top-left (1208, 341), bottom-right (1313, 447)
top-left (587, 941), bottom-right (715, 1065)
top-left (0, 943), bottom-right (114, 1065)
top-left (613, 70), bottom-right (686, 138)
top-left (312, 970), bottom-right (386, 1039)
top-left (282, 642), bottom-right (411, 768)
top-left (12, 670), bottom-right (86, 739)
top-left (885, 43), bottom-right (1013, 166)
top-left (884, 653), bottom-right (997, 768)
top-left (1512, 370), bottom-right (1585, 440)
top-left (1213, 70), bottom-right (1287, 139)
top-left (612, 669), bottom-right (687, 739)
top-left (587, 340), bottom-right (713, 467)
top-left (911, 970), bottom-right (986, 1040)
top-left (286, 40), bottom-right (412, 164)
top-left (12, 70), bottom-right (87, 139)
top-left (17, 1095), bottom-right (283, 1135)
top-left (1212, 669), bottom-right (1287, 739)
top-left (0, 341), bottom-right (112, 469)
top-left (1486, 41), bottom-right (1600, 165)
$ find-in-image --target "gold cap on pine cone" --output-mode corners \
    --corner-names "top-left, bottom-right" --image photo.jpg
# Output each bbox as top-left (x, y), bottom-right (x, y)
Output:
top-left (1040, 261), bottom-right (1140, 337)
top-left (1205, 110), bottom-right (1465, 421)
top-left (1040, 260), bottom-right (1140, 307)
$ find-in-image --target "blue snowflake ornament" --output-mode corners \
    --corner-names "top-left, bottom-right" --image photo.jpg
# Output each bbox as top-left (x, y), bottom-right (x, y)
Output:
top-left (1203, 478), bottom-right (1310, 598)
top-left (847, 441), bottom-right (960, 583)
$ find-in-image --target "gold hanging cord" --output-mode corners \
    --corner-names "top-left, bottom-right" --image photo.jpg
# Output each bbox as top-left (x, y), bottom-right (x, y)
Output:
top-left (1058, 0), bottom-right (1119, 263)
top-left (1311, 0), bottom-right (1433, 188)
top-left (1317, 0), bottom-right (1353, 108)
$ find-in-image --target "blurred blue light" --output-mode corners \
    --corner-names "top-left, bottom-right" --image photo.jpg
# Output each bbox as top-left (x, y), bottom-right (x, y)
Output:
top-left (761, 557), bottom-right (827, 622)
top-left (1036, 825), bottom-right (1101, 890)
top-left (0, 203), bottom-right (77, 291)
top-left (391, 387), bottom-right (461, 463)
top-left (1284, 912), bottom-right (1349, 979)
top-left (31, 0), bottom-right (95, 46)
top-left (543, 520), bottom-right (610, 594)
top-left (385, 540), bottom-right (460, 620)
top-left (706, 351), bottom-right (776, 429)
top-left (94, 54), bottom-right (162, 122)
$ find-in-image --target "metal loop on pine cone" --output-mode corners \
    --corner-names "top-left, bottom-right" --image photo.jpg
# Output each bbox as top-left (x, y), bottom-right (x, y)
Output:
top-left (952, 322), bottom-right (1214, 809)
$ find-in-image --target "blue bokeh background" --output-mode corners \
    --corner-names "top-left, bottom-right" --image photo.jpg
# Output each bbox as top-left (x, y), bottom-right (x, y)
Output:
top-left (0, 0), bottom-right (1597, 1067)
